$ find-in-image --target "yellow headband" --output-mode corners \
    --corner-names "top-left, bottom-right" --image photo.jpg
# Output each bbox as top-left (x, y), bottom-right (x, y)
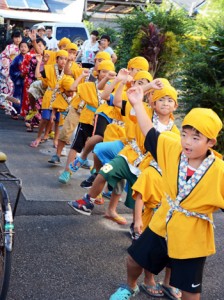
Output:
top-left (66, 43), bottom-right (78, 51)
top-left (133, 71), bottom-right (153, 82)
top-left (98, 60), bottom-right (115, 71)
top-left (60, 75), bottom-right (74, 92)
top-left (156, 78), bottom-right (171, 86)
top-left (151, 84), bottom-right (178, 103)
top-left (127, 56), bottom-right (149, 71)
top-left (95, 51), bottom-right (111, 61)
top-left (182, 108), bottom-right (223, 139)
top-left (58, 37), bottom-right (71, 47)
top-left (56, 50), bottom-right (68, 58)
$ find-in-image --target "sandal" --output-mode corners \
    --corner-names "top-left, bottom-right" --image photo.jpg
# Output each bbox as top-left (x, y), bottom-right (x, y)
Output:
top-left (104, 214), bottom-right (127, 225)
top-left (140, 283), bottom-right (164, 298)
top-left (11, 114), bottom-right (18, 120)
top-left (40, 138), bottom-right (49, 143)
top-left (69, 156), bottom-right (87, 173)
top-left (160, 283), bottom-right (182, 300)
top-left (94, 193), bottom-right (104, 205)
top-left (110, 284), bottom-right (139, 300)
top-left (30, 140), bottom-right (40, 148)
top-left (26, 127), bottom-right (33, 132)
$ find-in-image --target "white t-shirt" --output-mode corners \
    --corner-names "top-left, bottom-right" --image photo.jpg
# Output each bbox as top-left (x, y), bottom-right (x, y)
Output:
top-left (44, 36), bottom-right (58, 51)
top-left (81, 40), bottom-right (99, 64)
top-left (103, 46), bottom-right (114, 56)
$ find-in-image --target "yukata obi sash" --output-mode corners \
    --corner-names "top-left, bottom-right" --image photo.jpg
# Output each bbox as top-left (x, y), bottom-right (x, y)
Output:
top-left (166, 151), bottom-right (215, 227)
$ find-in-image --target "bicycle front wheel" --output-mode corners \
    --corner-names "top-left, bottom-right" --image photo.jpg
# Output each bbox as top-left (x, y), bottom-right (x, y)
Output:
top-left (0, 209), bottom-right (12, 300)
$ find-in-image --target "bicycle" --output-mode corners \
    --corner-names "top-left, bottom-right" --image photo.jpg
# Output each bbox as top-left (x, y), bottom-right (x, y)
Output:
top-left (0, 169), bottom-right (22, 300)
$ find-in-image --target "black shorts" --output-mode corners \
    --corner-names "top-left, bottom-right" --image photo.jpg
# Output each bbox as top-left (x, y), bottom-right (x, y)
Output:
top-left (169, 256), bottom-right (206, 293)
top-left (70, 122), bottom-right (93, 153)
top-left (92, 114), bottom-right (109, 137)
top-left (128, 227), bottom-right (169, 275)
top-left (128, 227), bottom-right (206, 293)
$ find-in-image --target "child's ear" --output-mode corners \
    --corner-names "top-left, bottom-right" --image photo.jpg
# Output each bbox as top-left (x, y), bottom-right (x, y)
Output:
top-left (173, 103), bottom-right (178, 111)
top-left (208, 138), bottom-right (217, 148)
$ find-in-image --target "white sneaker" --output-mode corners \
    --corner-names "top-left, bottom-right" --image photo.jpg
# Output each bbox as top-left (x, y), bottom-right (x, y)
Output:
top-left (61, 147), bottom-right (67, 156)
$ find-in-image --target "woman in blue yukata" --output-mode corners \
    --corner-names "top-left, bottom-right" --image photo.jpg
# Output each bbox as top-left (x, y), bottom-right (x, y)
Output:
top-left (9, 40), bottom-right (29, 119)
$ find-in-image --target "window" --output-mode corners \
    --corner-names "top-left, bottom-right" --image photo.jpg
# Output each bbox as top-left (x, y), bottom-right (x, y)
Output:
top-left (26, 0), bottom-right (48, 10)
top-left (6, 0), bottom-right (48, 10)
top-left (56, 27), bottom-right (89, 46)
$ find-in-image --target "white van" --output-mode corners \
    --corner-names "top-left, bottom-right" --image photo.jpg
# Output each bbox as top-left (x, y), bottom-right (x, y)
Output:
top-left (32, 22), bottom-right (90, 47)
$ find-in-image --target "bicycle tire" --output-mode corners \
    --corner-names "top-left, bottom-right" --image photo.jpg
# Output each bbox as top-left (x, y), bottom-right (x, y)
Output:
top-left (0, 248), bottom-right (11, 300)
top-left (0, 185), bottom-right (13, 300)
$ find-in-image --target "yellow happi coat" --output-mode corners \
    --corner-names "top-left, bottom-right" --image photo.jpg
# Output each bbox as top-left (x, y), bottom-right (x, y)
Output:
top-left (41, 64), bottom-right (65, 109)
top-left (77, 82), bottom-right (123, 126)
top-left (132, 164), bottom-right (163, 232)
top-left (119, 102), bottom-right (179, 172)
top-left (149, 131), bottom-right (224, 259)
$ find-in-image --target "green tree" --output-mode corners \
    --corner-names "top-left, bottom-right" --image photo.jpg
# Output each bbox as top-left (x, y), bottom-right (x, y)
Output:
top-left (115, 2), bottom-right (193, 72)
top-left (175, 27), bottom-right (224, 153)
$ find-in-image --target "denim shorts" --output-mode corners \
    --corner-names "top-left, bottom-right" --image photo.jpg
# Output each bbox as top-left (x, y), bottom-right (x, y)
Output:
top-left (41, 109), bottom-right (60, 122)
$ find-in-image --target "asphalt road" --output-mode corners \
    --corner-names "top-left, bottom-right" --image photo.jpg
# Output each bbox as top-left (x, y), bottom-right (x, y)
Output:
top-left (0, 109), bottom-right (224, 300)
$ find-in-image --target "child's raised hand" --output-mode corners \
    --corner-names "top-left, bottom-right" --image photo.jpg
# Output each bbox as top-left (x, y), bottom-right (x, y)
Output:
top-left (82, 69), bottom-right (90, 77)
top-left (116, 68), bottom-right (129, 83)
top-left (127, 85), bottom-right (144, 106)
top-left (36, 54), bottom-right (42, 63)
top-left (28, 30), bottom-right (37, 42)
top-left (150, 79), bottom-right (163, 90)
top-left (107, 71), bottom-right (117, 80)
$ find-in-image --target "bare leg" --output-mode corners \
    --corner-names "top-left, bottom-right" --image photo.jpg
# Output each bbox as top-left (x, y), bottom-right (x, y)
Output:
top-left (53, 121), bottom-right (59, 148)
top-left (56, 139), bottom-right (66, 157)
top-left (163, 267), bottom-right (171, 285)
top-left (64, 149), bottom-right (77, 171)
top-left (127, 255), bottom-right (143, 290)
top-left (28, 93), bottom-right (37, 110)
top-left (182, 291), bottom-right (200, 300)
top-left (105, 191), bottom-right (121, 217)
top-left (93, 153), bottom-right (103, 172)
top-left (144, 270), bottom-right (156, 286)
top-left (36, 119), bottom-right (48, 142)
top-left (88, 174), bottom-right (106, 198)
top-left (81, 135), bottom-right (103, 160)
top-left (42, 120), bottom-right (52, 140)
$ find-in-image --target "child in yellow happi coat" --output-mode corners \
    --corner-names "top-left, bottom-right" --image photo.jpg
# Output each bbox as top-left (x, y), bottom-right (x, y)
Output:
top-left (110, 83), bottom-right (224, 300)
top-left (30, 49), bottom-right (68, 147)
